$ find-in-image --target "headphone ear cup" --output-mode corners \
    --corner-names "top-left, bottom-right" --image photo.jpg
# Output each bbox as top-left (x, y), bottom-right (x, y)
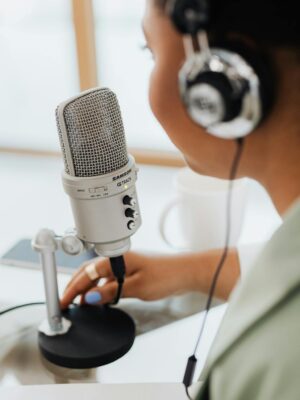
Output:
top-left (191, 71), bottom-right (244, 122)
top-left (179, 39), bottom-right (276, 138)
top-left (214, 41), bottom-right (276, 124)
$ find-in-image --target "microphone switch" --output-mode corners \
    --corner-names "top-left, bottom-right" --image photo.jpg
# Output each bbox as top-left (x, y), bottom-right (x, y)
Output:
top-left (123, 195), bottom-right (136, 206)
top-left (127, 220), bottom-right (136, 230)
top-left (125, 208), bottom-right (139, 219)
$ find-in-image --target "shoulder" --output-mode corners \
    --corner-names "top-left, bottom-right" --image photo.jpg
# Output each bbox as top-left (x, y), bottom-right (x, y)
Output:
top-left (211, 288), bottom-right (300, 400)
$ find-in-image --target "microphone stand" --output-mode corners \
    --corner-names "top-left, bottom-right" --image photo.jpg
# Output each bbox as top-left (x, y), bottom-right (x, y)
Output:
top-left (32, 228), bottom-right (135, 369)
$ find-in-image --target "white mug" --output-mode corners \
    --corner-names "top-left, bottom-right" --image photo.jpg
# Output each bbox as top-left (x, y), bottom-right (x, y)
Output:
top-left (159, 168), bottom-right (249, 252)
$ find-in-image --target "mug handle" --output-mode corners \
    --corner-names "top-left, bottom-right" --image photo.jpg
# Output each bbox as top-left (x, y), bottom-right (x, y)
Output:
top-left (159, 199), bottom-right (189, 251)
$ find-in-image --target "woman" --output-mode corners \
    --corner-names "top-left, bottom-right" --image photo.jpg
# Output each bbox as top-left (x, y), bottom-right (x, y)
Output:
top-left (61, 1), bottom-right (300, 398)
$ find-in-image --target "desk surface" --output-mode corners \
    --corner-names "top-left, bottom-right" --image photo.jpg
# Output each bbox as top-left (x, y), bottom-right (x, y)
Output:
top-left (0, 252), bottom-right (226, 386)
top-left (0, 383), bottom-right (189, 400)
top-left (0, 303), bottom-right (226, 386)
top-left (0, 263), bottom-right (227, 385)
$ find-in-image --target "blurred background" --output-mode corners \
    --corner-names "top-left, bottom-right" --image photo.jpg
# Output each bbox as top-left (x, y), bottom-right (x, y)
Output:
top-left (0, 0), bottom-right (179, 158)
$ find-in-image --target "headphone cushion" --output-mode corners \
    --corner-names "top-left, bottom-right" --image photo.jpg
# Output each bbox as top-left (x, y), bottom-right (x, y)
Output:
top-left (191, 71), bottom-right (243, 121)
top-left (212, 40), bottom-right (276, 122)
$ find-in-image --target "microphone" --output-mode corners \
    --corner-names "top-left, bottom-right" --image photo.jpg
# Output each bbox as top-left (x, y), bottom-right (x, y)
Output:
top-left (56, 87), bottom-right (141, 258)
top-left (35, 88), bottom-right (138, 370)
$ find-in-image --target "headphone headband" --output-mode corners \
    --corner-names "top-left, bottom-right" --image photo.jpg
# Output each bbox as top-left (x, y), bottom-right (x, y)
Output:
top-left (167, 0), bottom-right (212, 35)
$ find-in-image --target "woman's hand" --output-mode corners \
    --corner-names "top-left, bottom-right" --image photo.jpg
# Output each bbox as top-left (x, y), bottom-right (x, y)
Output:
top-left (60, 252), bottom-right (194, 309)
top-left (60, 248), bottom-right (240, 309)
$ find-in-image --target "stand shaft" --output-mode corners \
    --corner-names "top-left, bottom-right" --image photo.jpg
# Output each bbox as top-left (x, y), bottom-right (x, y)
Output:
top-left (32, 229), bottom-right (63, 333)
top-left (40, 250), bottom-right (62, 332)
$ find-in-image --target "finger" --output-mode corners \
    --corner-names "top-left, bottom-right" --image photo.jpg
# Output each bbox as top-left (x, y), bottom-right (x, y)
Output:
top-left (65, 253), bottom-right (138, 294)
top-left (79, 275), bottom-right (110, 305)
top-left (61, 253), bottom-right (141, 309)
top-left (80, 293), bottom-right (87, 305)
top-left (61, 277), bottom-right (94, 309)
top-left (61, 259), bottom-right (114, 309)
top-left (64, 257), bottom-right (102, 292)
top-left (84, 275), bottom-right (140, 305)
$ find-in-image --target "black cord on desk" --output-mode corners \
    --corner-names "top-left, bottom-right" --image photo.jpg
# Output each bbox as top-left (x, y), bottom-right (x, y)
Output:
top-left (0, 302), bottom-right (45, 316)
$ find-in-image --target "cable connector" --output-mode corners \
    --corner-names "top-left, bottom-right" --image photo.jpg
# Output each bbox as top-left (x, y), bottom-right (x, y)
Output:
top-left (183, 355), bottom-right (197, 388)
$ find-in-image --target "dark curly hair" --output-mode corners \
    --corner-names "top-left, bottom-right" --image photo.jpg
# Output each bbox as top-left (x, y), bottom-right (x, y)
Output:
top-left (154, 0), bottom-right (299, 49)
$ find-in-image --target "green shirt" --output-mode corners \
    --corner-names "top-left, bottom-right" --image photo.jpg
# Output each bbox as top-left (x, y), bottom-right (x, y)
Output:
top-left (196, 200), bottom-right (300, 400)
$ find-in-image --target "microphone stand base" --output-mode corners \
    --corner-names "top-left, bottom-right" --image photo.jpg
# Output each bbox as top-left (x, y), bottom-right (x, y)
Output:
top-left (38, 305), bottom-right (135, 369)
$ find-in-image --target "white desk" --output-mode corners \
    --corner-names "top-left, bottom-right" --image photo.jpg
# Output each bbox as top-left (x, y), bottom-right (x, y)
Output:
top-left (0, 261), bottom-right (226, 385)
top-left (0, 383), bottom-right (189, 400)
top-left (0, 261), bottom-right (222, 400)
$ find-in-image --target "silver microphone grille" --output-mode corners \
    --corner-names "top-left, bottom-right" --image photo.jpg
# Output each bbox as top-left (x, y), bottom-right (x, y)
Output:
top-left (56, 88), bottom-right (129, 177)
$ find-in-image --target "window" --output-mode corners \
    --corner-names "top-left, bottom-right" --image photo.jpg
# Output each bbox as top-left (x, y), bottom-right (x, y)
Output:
top-left (0, 0), bottom-right (178, 156)
top-left (0, 0), bottom-right (77, 150)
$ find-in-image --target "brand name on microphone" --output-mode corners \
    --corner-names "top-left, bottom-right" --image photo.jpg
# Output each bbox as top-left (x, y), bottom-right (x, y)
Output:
top-left (112, 169), bottom-right (132, 181)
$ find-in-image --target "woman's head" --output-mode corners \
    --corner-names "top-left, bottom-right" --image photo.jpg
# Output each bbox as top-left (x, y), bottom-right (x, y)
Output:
top-left (154, 0), bottom-right (299, 47)
top-left (143, 0), bottom-right (300, 213)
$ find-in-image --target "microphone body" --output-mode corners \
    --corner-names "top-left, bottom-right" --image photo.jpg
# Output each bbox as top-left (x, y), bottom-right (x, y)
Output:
top-left (56, 87), bottom-right (141, 257)
top-left (62, 155), bottom-right (140, 257)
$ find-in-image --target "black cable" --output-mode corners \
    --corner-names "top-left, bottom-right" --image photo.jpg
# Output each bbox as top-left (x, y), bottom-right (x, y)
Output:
top-left (109, 255), bottom-right (126, 305)
top-left (185, 384), bottom-right (193, 400)
top-left (183, 138), bottom-right (245, 397)
top-left (0, 302), bottom-right (45, 316)
top-left (110, 280), bottom-right (124, 306)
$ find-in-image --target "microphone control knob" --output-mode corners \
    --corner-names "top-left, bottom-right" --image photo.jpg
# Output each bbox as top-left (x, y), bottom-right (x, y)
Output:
top-left (127, 220), bottom-right (136, 231)
top-left (125, 208), bottom-right (139, 219)
top-left (123, 195), bottom-right (136, 206)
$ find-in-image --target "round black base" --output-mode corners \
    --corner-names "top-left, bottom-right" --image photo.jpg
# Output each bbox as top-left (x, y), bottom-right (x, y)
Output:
top-left (38, 305), bottom-right (135, 369)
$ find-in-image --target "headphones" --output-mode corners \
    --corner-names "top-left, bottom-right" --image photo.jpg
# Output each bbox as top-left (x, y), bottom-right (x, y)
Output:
top-left (167, 0), bottom-right (275, 139)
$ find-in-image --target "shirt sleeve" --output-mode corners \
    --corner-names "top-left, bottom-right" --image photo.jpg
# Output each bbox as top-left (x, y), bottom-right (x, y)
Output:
top-left (237, 242), bottom-right (267, 279)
